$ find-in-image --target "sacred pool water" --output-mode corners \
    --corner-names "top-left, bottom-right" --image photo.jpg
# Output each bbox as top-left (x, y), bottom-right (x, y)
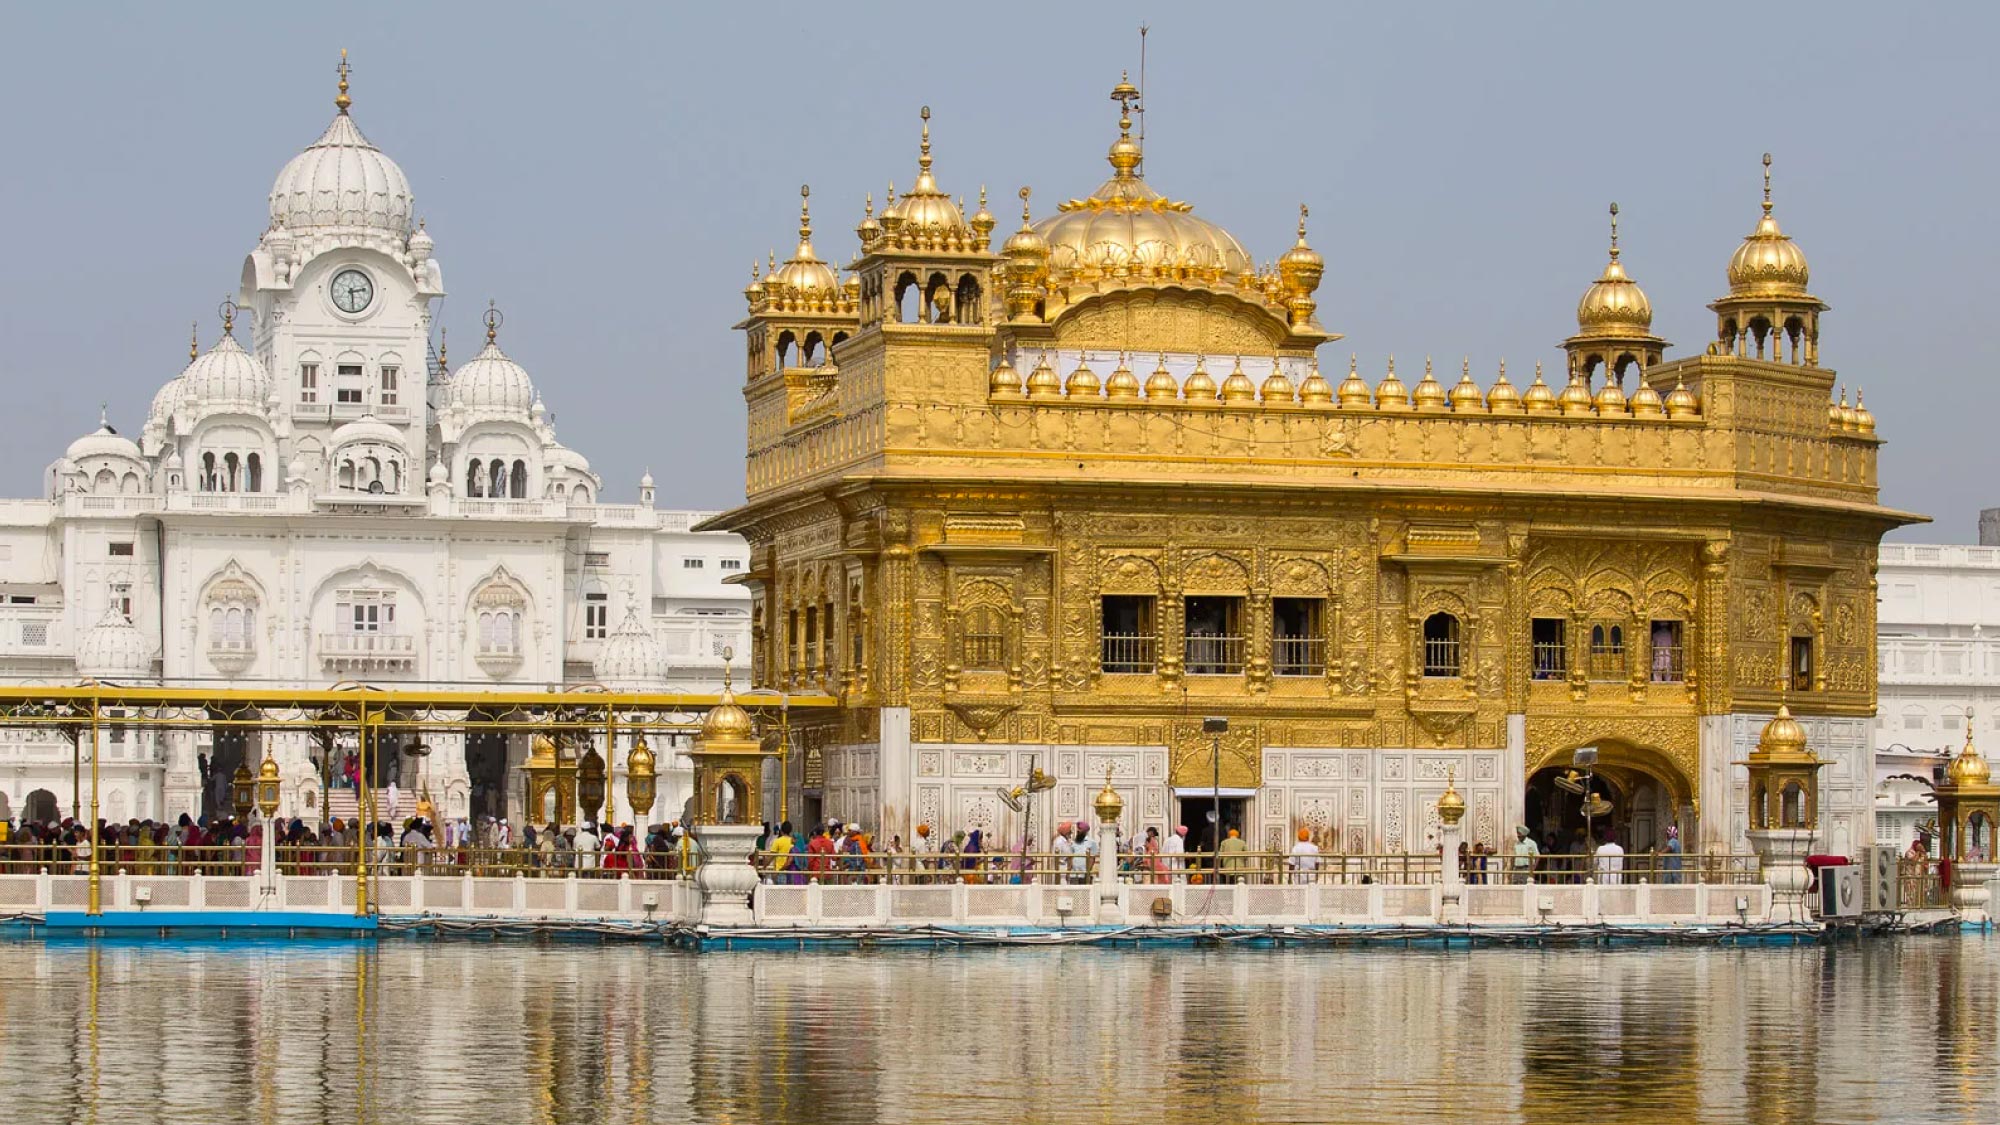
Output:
top-left (0, 937), bottom-right (1991, 1123)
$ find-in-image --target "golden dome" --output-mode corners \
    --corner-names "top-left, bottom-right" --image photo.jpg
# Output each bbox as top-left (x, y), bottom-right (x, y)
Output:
top-left (1375, 357), bottom-right (1411, 411)
top-left (1523, 363), bottom-right (1559, 414)
top-left (1221, 357), bottom-right (1258, 404)
top-left (1065, 358), bottom-right (1101, 398)
top-left (1260, 356), bottom-right (1297, 404)
top-left (1575, 203), bottom-right (1655, 334)
top-left (855, 193), bottom-right (881, 247)
top-left (1025, 353), bottom-right (1062, 398)
top-left (1558, 367), bottom-right (1595, 416)
top-left (1827, 388), bottom-right (1847, 431)
top-left (1297, 357), bottom-right (1333, 406)
top-left (1664, 378), bottom-right (1700, 419)
top-left (700, 667), bottom-right (756, 743)
top-left (1105, 353), bottom-right (1142, 399)
top-left (1002, 187), bottom-right (1049, 260)
top-left (742, 261), bottom-right (764, 307)
top-left (1144, 354), bottom-right (1180, 400)
top-left (1436, 771), bottom-right (1466, 826)
top-left (769, 186), bottom-right (843, 299)
top-left (1184, 356), bottom-right (1219, 402)
top-left (1450, 360), bottom-right (1486, 412)
top-left (1945, 731), bottom-right (1992, 788)
top-left (970, 186), bottom-right (996, 241)
top-left (989, 358), bottom-right (1022, 398)
top-left (1726, 154), bottom-right (1811, 296)
top-left (1412, 357), bottom-right (1448, 412)
top-left (1630, 381), bottom-right (1664, 417)
top-left (1754, 704), bottom-right (1811, 760)
top-left (1278, 204), bottom-right (1325, 297)
top-left (1486, 361), bottom-right (1523, 414)
top-left (1032, 82), bottom-right (1254, 285)
top-left (1853, 390), bottom-right (1875, 434)
top-left (1337, 356), bottom-right (1373, 409)
top-left (1594, 377), bottom-right (1629, 416)
top-left (879, 107), bottom-right (973, 249)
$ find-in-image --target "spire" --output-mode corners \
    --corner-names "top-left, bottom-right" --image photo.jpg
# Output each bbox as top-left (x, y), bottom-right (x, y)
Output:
top-left (1106, 72), bottom-right (1143, 180)
top-left (798, 183), bottom-right (813, 244)
top-left (189, 321), bottom-right (198, 362)
top-left (1608, 201), bottom-right (1621, 261)
top-left (915, 105), bottom-right (934, 185)
top-left (483, 300), bottom-right (503, 345)
top-left (1020, 185), bottom-right (1033, 225)
top-left (1762, 151), bottom-right (1774, 216)
top-left (335, 48), bottom-right (352, 115)
top-left (217, 297), bottom-right (236, 338)
top-left (437, 326), bottom-right (448, 371)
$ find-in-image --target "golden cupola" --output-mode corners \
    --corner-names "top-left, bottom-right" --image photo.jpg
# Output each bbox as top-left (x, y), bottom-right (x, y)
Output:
top-left (1711, 154), bottom-right (1827, 366)
top-left (878, 107), bottom-right (976, 251)
top-left (1564, 203), bottom-right (1668, 382)
top-left (765, 185), bottom-right (844, 307)
top-left (1411, 357), bottom-right (1448, 412)
top-left (1260, 354), bottom-right (1297, 404)
top-left (1104, 353), bottom-right (1142, 399)
top-left (1297, 357), bottom-right (1333, 405)
top-left (1449, 359), bottom-right (1486, 412)
top-left (1336, 355), bottom-right (1374, 409)
top-left (1486, 360), bottom-right (1523, 414)
top-left (1375, 357), bottom-right (1411, 411)
top-left (1277, 204), bottom-right (1326, 328)
top-left (1001, 187), bottom-right (1051, 320)
top-left (1522, 362), bottom-right (1559, 415)
top-left (1144, 353), bottom-right (1180, 400)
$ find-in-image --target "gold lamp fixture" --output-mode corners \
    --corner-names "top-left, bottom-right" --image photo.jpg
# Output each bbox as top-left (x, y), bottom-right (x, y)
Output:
top-left (626, 735), bottom-right (658, 818)
top-left (577, 747), bottom-right (607, 826)
top-left (1092, 766), bottom-right (1124, 825)
top-left (1436, 768), bottom-right (1466, 826)
top-left (254, 753), bottom-right (282, 819)
top-left (229, 763), bottom-right (256, 818)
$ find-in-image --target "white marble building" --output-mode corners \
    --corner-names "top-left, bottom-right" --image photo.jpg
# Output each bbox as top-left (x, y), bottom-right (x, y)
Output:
top-left (1872, 540), bottom-right (2000, 849)
top-left (0, 74), bottom-right (747, 828)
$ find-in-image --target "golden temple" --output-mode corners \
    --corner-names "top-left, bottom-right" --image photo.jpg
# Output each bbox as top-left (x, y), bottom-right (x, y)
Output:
top-left (706, 79), bottom-right (1921, 858)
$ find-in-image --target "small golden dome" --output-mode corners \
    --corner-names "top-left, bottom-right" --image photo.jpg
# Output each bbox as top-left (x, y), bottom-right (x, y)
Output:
top-left (881, 107), bottom-right (971, 247)
top-left (989, 358), bottom-right (1023, 398)
top-left (1092, 767), bottom-right (1125, 823)
top-left (1278, 204), bottom-right (1325, 297)
top-left (1184, 356), bottom-right (1219, 402)
top-left (1839, 387), bottom-right (1861, 432)
top-left (1852, 390), bottom-right (1875, 434)
top-left (1594, 377), bottom-right (1630, 416)
top-left (1297, 357), bottom-right (1333, 406)
top-left (855, 193), bottom-right (881, 247)
top-left (1261, 356), bottom-right (1297, 404)
top-left (1575, 203), bottom-right (1654, 334)
top-left (1945, 731), bottom-right (1992, 788)
top-left (770, 186), bottom-right (843, 300)
top-left (1450, 359), bottom-right (1485, 412)
top-left (1523, 363), bottom-right (1559, 415)
top-left (1630, 381), bottom-right (1665, 417)
top-left (1337, 355), bottom-right (1374, 409)
top-left (1755, 704), bottom-right (1810, 759)
top-left (1026, 353), bottom-right (1063, 398)
top-left (1221, 356), bottom-right (1258, 404)
top-left (1827, 388), bottom-right (1847, 431)
top-left (1065, 358), bottom-right (1101, 398)
top-left (1002, 187), bottom-right (1049, 260)
top-left (1105, 353), bottom-right (1142, 399)
top-left (1726, 154), bottom-right (1811, 296)
top-left (1144, 354), bottom-right (1179, 400)
top-left (1375, 357), bottom-right (1411, 411)
top-left (1412, 357), bottom-right (1448, 412)
top-left (1664, 377), bottom-right (1700, 419)
top-left (743, 261), bottom-right (764, 307)
top-left (1558, 367), bottom-right (1595, 416)
top-left (1436, 770), bottom-right (1467, 826)
top-left (1486, 361), bottom-right (1523, 414)
top-left (970, 185), bottom-right (996, 243)
top-left (701, 667), bottom-right (756, 742)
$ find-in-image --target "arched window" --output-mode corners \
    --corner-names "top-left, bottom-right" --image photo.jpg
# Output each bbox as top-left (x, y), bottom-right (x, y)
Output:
top-left (571, 485), bottom-right (590, 504)
top-left (1780, 781), bottom-right (1805, 829)
top-left (223, 452), bottom-right (241, 492)
top-left (495, 611), bottom-right (516, 650)
top-left (201, 452), bottom-right (217, 492)
top-left (245, 453), bottom-right (262, 493)
top-left (93, 468), bottom-right (116, 491)
top-left (338, 460), bottom-right (356, 490)
top-left (478, 611), bottom-right (496, 650)
top-left (510, 460), bottom-right (527, 499)
top-left (955, 274), bottom-right (982, 325)
top-left (120, 472), bottom-right (140, 494)
top-left (490, 461), bottom-right (507, 498)
top-left (385, 460), bottom-right (400, 493)
top-left (1422, 612), bottom-right (1461, 678)
top-left (893, 272), bottom-right (918, 323)
top-left (466, 458), bottom-right (483, 498)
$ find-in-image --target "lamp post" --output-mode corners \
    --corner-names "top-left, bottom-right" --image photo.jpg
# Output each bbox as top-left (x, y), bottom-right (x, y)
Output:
top-left (626, 735), bottom-right (657, 836)
top-left (1093, 766), bottom-right (1126, 924)
top-left (255, 751), bottom-right (282, 891)
top-left (742, 686), bottom-right (792, 827)
top-left (1437, 769), bottom-right (1467, 923)
top-left (1203, 716), bottom-right (1228, 859)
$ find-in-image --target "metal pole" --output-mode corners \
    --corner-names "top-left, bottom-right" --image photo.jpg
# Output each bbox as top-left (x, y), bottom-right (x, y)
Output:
top-left (71, 728), bottom-right (81, 822)
top-left (353, 702), bottom-right (369, 918)
top-left (1212, 731), bottom-right (1221, 860)
top-left (606, 706), bottom-right (617, 828)
top-left (778, 700), bottom-right (790, 826)
top-left (86, 696), bottom-right (102, 915)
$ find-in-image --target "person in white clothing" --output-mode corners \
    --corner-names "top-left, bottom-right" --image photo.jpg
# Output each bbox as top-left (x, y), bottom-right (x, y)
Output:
top-left (1052, 824), bottom-right (1075, 884)
top-left (1288, 828), bottom-right (1322, 884)
top-left (1161, 824), bottom-right (1187, 884)
top-left (1594, 833), bottom-right (1626, 885)
top-left (576, 823), bottom-right (601, 871)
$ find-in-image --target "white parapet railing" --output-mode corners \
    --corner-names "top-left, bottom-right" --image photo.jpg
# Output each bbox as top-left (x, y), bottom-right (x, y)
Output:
top-left (0, 872), bottom-right (705, 923)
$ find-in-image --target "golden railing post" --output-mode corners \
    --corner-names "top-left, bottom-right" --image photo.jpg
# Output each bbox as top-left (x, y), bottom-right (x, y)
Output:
top-left (353, 701), bottom-right (371, 918)
top-left (86, 693), bottom-right (102, 915)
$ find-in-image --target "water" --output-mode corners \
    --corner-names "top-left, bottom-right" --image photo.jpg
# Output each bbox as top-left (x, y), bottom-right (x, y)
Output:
top-left (0, 936), bottom-right (1994, 1124)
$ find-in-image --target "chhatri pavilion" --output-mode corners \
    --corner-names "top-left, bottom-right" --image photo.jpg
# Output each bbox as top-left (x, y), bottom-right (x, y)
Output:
top-left (706, 76), bottom-right (1920, 859)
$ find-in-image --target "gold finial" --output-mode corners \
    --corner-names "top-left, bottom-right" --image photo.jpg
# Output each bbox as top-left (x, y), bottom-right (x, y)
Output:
top-left (1608, 201), bottom-right (1620, 259)
top-left (483, 299), bottom-right (502, 345)
top-left (1498, 358), bottom-right (1507, 378)
top-left (1534, 360), bottom-right (1544, 381)
top-left (189, 321), bottom-right (198, 361)
top-left (1110, 69), bottom-right (1141, 122)
top-left (978, 185), bottom-right (987, 209)
top-left (1349, 353), bottom-right (1358, 374)
top-left (1761, 152), bottom-right (1774, 215)
top-left (863, 193), bottom-right (873, 218)
top-left (335, 48), bottom-right (352, 114)
top-left (1019, 185), bottom-right (1032, 224)
top-left (1463, 357), bottom-right (1471, 379)
top-left (768, 250), bottom-right (777, 274)
top-left (437, 326), bottom-right (447, 371)
top-left (217, 297), bottom-right (236, 337)
top-left (918, 105), bottom-right (932, 173)
top-left (1298, 203), bottom-right (1310, 241)
top-left (798, 183), bottom-right (812, 241)
top-left (886, 181), bottom-right (896, 206)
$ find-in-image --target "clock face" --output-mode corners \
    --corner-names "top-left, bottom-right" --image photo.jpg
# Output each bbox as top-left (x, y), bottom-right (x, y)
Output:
top-left (330, 268), bottom-right (374, 314)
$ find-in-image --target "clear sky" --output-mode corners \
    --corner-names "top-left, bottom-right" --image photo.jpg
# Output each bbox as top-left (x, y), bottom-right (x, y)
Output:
top-left (1, 2), bottom-right (1991, 539)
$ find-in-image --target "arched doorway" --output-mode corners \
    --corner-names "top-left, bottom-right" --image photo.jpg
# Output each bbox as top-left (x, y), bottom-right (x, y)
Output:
top-left (464, 708), bottom-right (515, 825)
top-left (1525, 740), bottom-right (1692, 861)
top-left (23, 789), bottom-right (58, 825)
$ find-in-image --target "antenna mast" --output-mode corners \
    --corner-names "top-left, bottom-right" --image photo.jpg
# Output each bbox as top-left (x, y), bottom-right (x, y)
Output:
top-left (1137, 24), bottom-right (1148, 177)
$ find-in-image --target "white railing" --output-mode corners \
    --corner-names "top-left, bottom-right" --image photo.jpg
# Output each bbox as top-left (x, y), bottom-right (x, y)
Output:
top-left (0, 871), bottom-right (703, 921)
top-left (317, 632), bottom-right (417, 668)
top-left (1879, 639), bottom-right (2000, 683)
top-left (1879, 544), bottom-right (2000, 569)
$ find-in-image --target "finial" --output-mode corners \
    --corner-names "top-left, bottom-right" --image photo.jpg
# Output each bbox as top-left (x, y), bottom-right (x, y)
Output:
top-left (864, 193), bottom-right (873, 218)
top-left (798, 183), bottom-right (813, 241)
top-left (335, 49), bottom-right (352, 114)
top-left (98, 403), bottom-right (109, 430)
top-left (1534, 360), bottom-right (1544, 382)
top-left (1298, 203), bottom-right (1310, 241)
top-left (1424, 356), bottom-right (1433, 379)
top-left (483, 300), bottom-right (503, 345)
top-left (720, 646), bottom-right (735, 693)
top-left (1761, 152), bottom-right (1774, 215)
top-left (978, 185), bottom-right (987, 210)
top-left (1498, 358), bottom-right (1507, 379)
top-left (769, 250), bottom-right (777, 274)
top-left (886, 180), bottom-right (897, 205)
top-left (1387, 354), bottom-right (1396, 374)
top-left (1349, 353), bottom-right (1358, 375)
top-left (1608, 201), bottom-right (1621, 259)
top-left (189, 321), bottom-right (198, 361)
top-left (1463, 357), bottom-right (1471, 379)
top-left (918, 105), bottom-right (932, 173)
top-left (1019, 185), bottom-right (1032, 224)
top-left (437, 326), bottom-right (447, 370)
top-left (217, 297), bottom-right (236, 337)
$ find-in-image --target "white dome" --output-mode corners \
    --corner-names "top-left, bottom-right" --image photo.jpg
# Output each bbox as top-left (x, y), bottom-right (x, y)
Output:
top-left (149, 378), bottom-right (186, 428)
top-left (75, 606), bottom-right (151, 678)
top-left (545, 442), bottom-right (591, 475)
top-left (449, 341), bottom-right (537, 413)
top-left (66, 415), bottom-right (142, 463)
top-left (185, 335), bottom-right (270, 409)
top-left (330, 413), bottom-right (405, 450)
top-left (268, 112), bottom-right (414, 236)
top-left (594, 608), bottom-right (668, 688)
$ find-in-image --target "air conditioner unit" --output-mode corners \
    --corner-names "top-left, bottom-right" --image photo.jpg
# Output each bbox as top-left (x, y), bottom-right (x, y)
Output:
top-left (1864, 846), bottom-right (1899, 914)
top-left (1819, 866), bottom-right (1863, 919)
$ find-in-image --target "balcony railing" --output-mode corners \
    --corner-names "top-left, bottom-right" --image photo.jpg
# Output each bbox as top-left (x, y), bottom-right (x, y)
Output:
top-left (1185, 633), bottom-right (1245, 676)
top-left (1531, 642), bottom-right (1568, 681)
top-left (1586, 648), bottom-right (1627, 683)
top-left (1100, 633), bottom-right (1156, 675)
top-left (1648, 645), bottom-right (1685, 683)
top-left (318, 631), bottom-right (416, 670)
top-left (1422, 638), bottom-right (1460, 678)
top-left (1273, 635), bottom-right (1324, 677)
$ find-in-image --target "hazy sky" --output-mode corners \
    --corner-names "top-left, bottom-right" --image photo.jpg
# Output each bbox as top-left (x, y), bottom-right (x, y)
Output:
top-left (1, 3), bottom-right (1992, 540)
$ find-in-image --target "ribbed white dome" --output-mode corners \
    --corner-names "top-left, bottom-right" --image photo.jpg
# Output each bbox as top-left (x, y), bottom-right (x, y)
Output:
top-left (75, 606), bottom-right (150, 678)
top-left (269, 113), bottom-right (414, 236)
top-left (66, 416), bottom-right (142, 463)
top-left (594, 608), bottom-right (668, 688)
top-left (185, 335), bottom-right (271, 409)
top-left (149, 378), bottom-right (186, 428)
top-left (330, 413), bottom-right (404, 450)
top-left (449, 341), bottom-right (536, 413)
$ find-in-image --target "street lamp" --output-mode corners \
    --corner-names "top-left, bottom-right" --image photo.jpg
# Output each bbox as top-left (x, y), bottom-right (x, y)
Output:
top-left (230, 763), bottom-right (256, 820)
top-left (626, 735), bottom-right (657, 832)
top-left (255, 752), bottom-right (282, 890)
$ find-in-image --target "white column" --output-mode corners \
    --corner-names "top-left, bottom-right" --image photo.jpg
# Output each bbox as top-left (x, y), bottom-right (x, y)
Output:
top-left (879, 706), bottom-right (913, 840)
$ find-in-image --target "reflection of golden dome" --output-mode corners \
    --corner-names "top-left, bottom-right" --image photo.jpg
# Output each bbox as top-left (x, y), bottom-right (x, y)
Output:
top-left (1727, 155), bottom-right (1811, 296)
top-left (1487, 362), bottom-right (1522, 414)
top-left (1144, 354), bottom-right (1179, 400)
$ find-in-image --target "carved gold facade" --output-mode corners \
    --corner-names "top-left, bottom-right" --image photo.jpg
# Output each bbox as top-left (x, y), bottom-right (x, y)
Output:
top-left (706, 86), bottom-right (1919, 855)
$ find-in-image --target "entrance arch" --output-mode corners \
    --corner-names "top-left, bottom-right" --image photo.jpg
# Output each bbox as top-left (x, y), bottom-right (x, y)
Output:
top-left (1525, 739), bottom-right (1693, 859)
top-left (24, 788), bottom-right (59, 825)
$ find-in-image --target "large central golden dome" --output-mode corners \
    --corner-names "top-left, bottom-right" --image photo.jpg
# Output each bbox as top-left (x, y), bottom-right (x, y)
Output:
top-left (1033, 97), bottom-right (1253, 282)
